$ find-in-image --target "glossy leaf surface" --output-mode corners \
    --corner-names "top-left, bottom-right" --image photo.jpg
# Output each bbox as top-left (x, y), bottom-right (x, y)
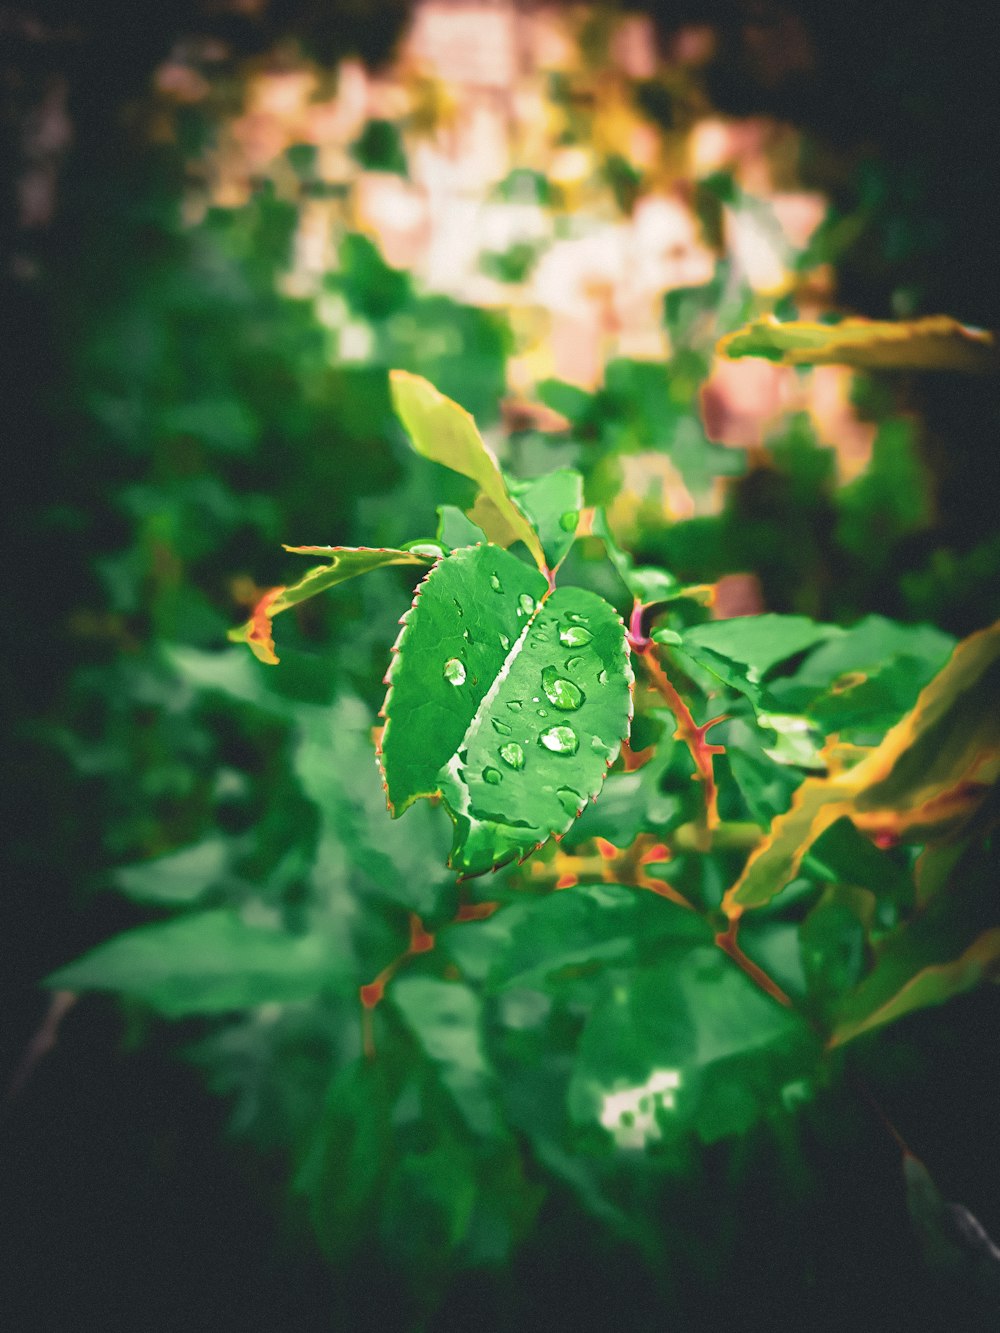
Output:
top-left (381, 544), bottom-right (633, 873)
top-left (511, 468), bottom-right (584, 570)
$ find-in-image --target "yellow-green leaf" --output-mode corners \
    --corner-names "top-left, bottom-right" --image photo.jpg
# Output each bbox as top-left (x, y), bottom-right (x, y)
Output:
top-left (724, 620), bottom-right (1000, 914)
top-left (229, 546), bottom-right (432, 664)
top-left (829, 928), bottom-right (1000, 1047)
top-left (389, 371), bottom-right (548, 572)
top-left (717, 315), bottom-right (999, 374)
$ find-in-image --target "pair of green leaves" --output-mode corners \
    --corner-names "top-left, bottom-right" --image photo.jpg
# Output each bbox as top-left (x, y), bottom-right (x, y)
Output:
top-left (231, 371), bottom-right (634, 876)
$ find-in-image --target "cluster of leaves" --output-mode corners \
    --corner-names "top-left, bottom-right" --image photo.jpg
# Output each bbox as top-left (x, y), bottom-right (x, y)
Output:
top-left (50, 370), bottom-right (1000, 1301)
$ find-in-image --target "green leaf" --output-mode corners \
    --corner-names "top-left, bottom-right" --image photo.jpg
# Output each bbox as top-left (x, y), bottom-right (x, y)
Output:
top-left (570, 947), bottom-right (816, 1146)
top-left (478, 885), bottom-right (711, 993)
top-left (391, 975), bottom-right (503, 1138)
top-left (381, 545), bottom-right (633, 874)
top-left (113, 836), bottom-right (229, 905)
top-left (45, 911), bottom-right (340, 1016)
top-left (725, 620), bottom-right (1000, 912)
top-left (591, 507), bottom-right (681, 604)
top-left (830, 928), bottom-right (1000, 1046)
top-left (717, 314), bottom-right (999, 374)
top-left (292, 696), bottom-right (453, 922)
top-left (228, 546), bottom-right (431, 664)
top-left (510, 468), bottom-right (583, 571)
top-left (684, 614), bottom-right (836, 679)
top-left (436, 504), bottom-right (486, 550)
top-left (389, 371), bottom-right (548, 571)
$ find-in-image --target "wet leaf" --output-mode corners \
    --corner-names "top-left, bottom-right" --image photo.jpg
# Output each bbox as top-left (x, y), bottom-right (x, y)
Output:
top-left (380, 545), bottom-right (632, 874)
top-left (510, 468), bottom-right (584, 571)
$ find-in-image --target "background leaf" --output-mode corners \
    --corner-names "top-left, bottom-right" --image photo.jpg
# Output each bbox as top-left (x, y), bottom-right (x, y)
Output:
top-left (717, 315), bottom-right (999, 374)
top-left (46, 911), bottom-right (342, 1016)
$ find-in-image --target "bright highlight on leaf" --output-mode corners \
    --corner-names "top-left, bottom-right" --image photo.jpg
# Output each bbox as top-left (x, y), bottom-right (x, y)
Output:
top-left (717, 314), bottom-right (1000, 374)
top-left (229, 546), bottom-right (432, 663)
top-left (390, 370), bottom-right (549, 571)
top-left (380, 543), bottom-right (632, 874)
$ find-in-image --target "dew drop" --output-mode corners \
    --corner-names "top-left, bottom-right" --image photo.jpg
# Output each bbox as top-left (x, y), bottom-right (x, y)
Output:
top-left (537, 708), bottom-right (548, 717)
top-left (443, 657), bottom-right (466, 685)
top-left (408, 541), bottom-right (446, 558)
top-left (453, 598), bottom-right (464, 617)
top-left (559, 510), bottom-right (579, 533)
top-left (518, 593), bottom-right (536, 616)
top-left (506, 700), bottom-right (523, 712)
top-left (462, 628), bottom-right (471, 641)
top-left (556, 786), bottom-right (583, 816)
top-left (492, 718), bottom-right (513, 736)
top-left (499, 742), bottom-right (525, 770)
top-left (598, 669), bottom-right (608, 685)
top-left (541, 666), bottom-right (584, 711)
top-left (565, 611), bottom-right (588, 626)
top-left (590, 735), bottom-right (609, 756)
top-left (499, 633), bottom-right (511, 651)
top-left (490, 573), bottom-right (503, 592)
top-left (539, 725), bottom-right (579, 755)
top-left (559, 625), bottom-right (593, 648)
top-left (483, 766), bottom-right (502, 785)
top-left (564, 655), bottom-right (584, 672)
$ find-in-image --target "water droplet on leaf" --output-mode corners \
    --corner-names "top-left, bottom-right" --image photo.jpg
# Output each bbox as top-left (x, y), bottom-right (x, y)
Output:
top-left (564, 655), bottom-right (584, 672)
top-left (492, 718), bottom-right (513, 736)
top-left (518, 593), bottom-right (536, 616)
top-left (507, 700), bottom-right (523, 712)
top-left (499, 633), bottom-right (510, 651)
top-left (598, 669), bottom-right (608, 685)
top-left (499, 742), bottom-right (525, 770)
top-left (542, 666), bottom-right (584, 711)
top-left (443, 658), bottom-right (466, 685)
top-left (490, 573), bottom-right (502, 592)
top-left (453, 598), bottom-right (464, 617)
top-left (559, 625), bottom-right (592, 647)
top-left (565, 612), bottom-right (588, 626)
top-left (539, 725), bottom-right (578, 755)
top-left (483, 766), bottom-right (502, 785)
top-left (559, 510), bottom-right (579, 533)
